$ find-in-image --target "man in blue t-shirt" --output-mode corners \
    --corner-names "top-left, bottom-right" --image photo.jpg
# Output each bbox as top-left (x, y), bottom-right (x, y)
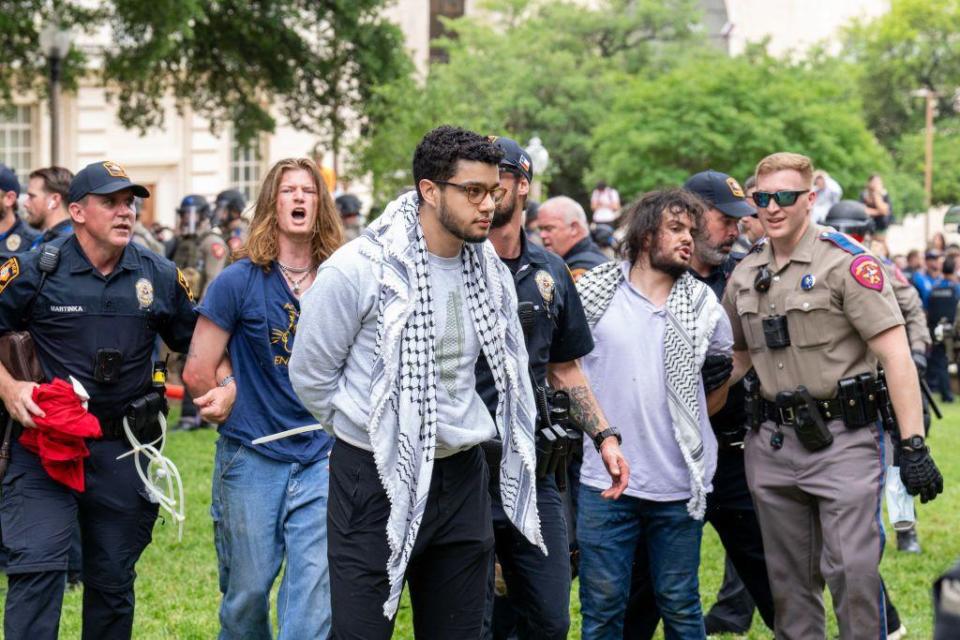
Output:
top-left (183, 158), bottom-right (344, 640)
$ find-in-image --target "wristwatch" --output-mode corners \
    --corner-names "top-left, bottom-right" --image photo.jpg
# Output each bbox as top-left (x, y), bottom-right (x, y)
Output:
top-left (593, 428), bottom-right (622, 452)
top-left (217, 375), bottom-right (236, 388)
top-left (902, 434), bottom-right (925, 452)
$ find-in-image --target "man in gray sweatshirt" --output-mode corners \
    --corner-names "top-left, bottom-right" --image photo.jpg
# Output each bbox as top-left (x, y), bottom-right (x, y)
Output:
top-left (290, 126), bottom-right (543, 639)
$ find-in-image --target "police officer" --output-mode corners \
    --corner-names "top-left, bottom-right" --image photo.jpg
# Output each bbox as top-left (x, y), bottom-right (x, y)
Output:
top-left (723, 152), bottom-right (943, 640)
top-left (334, 193), bottom-right (364, 242)
top-left (478, 136), bottom-right (627, 640)
top-left (214, 189), bottom-right (247, 253)
top-left (170, 194), bottom-right (229, 300)
top-left (169, 194), bottom-right (229, 430)
top-left (825, 199), bottom-right (933, 561)
top-left (0, 164), bottom-right (40, 256)
top-left (926, 258), bottom-right (959, 403)
top-left (23, 166), bottom-right (75, 250)
top-left (0, 160), bottom-right (197, 639)
top-left (536, 195), bottom-right (609, 280)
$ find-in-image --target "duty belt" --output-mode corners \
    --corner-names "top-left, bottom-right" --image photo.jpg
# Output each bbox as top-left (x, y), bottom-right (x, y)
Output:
top-left (761, 397), bottom-right (873, 428)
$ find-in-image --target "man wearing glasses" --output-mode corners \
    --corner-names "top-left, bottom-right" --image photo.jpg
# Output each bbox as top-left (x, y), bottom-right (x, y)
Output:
top-left (722, 152), bottom-right (943, 639)
top-left (291, 126), bottom-right (543, 638)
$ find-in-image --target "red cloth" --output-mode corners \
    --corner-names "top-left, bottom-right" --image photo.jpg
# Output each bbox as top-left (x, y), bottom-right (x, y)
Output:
top-left (19, 378), bottom-right (102, 492)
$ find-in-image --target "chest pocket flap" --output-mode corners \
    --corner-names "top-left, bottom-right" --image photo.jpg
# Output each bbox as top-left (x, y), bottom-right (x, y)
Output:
top-left (785, 290), bottom-right (832, 348)
top-left (735, 290), bottom-right (764, 351)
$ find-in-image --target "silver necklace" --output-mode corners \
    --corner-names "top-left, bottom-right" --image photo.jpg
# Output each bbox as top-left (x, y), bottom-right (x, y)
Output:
top-left (283, 269), bottom-right (312, 296)
top-left (277, 261), bottom-right (312, 274)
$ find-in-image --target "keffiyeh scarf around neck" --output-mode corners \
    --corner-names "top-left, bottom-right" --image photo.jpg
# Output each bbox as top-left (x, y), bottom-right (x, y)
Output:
top-left (359, 191), bottom-right (543, 618)
top-left (577, 261), bottom-right (724, 520)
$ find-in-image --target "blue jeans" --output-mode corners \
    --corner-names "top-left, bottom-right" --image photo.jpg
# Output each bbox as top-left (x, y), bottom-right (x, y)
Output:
top-left (577, 486), bottom-right (705, 640)
top-left (212, 436), bottom-right (331, 640)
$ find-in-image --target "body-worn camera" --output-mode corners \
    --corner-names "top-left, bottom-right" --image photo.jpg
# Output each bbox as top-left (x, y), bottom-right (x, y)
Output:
top-left (94, 348), bottom-right (123, 384)
top-left (762, 315), bottom-right (791, 349)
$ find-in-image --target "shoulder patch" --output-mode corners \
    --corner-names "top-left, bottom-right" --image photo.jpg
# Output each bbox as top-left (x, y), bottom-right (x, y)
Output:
top-left (569, 267), bottom-right (589, 281)
top-left (177, 268), bottom-right (196, 302)
top-left (0, 257), bottom-right (20, 295)
top-left (850, 255), bottom-right (884, 291)
top-left (819, 231), bottom-right (865, 256)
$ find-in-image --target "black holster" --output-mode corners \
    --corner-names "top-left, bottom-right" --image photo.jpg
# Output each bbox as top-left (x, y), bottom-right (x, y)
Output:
top-left (837, 373), bottom-right (878, 428)
top-left (743, 371), bottom-right (762, 431)
top-left (101, 390), bottom-right (169, 442)
top-left (791, 386), bottom-right (834, 452)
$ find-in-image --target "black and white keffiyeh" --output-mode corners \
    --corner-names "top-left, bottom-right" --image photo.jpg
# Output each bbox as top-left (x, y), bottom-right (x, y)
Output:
top-left (358, 191), bottom-right (543, 618)
top-left (577, 261), bottom-right (724, 519)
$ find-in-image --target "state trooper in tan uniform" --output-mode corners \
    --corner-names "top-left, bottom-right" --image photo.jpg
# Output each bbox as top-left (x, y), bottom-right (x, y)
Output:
top-left (722, 152), bottom-right (943, 640)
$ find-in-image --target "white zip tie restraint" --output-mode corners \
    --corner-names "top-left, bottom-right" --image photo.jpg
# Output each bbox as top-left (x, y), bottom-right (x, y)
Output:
top-left (251, 423), bottom-right (324, 445)
top-left (116, 412), bottom-right (186, 541)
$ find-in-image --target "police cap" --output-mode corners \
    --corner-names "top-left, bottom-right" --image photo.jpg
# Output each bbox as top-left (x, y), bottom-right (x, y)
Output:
top-left (490, 136), bottom-right (533, 182)
top-left (69, 160), bottom-right (149, 203)
top-left (0, 163), bottom-right (21, 196)
top-left (684, 170), bottom-right (755, 218)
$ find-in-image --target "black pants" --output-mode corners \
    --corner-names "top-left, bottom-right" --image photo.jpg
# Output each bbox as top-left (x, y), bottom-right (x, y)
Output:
top-left (926, 344), bottom-right (954, 401)
top-left (1, 440), bottom-right (159, 640)
top-left (624, 447), bottom-right (776, 637)
top-left (328, 440), bottom-right (494, 639)
top-left (484, 473), bottom-right (570, 640)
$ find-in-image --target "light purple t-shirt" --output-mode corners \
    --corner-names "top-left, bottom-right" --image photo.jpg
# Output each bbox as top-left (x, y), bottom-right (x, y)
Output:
top-left (580, 262), bottom-right (733, 501)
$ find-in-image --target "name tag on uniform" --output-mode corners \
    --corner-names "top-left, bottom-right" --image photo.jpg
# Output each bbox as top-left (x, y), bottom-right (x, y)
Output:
top-left (50, 305), bottom-right (85, 313)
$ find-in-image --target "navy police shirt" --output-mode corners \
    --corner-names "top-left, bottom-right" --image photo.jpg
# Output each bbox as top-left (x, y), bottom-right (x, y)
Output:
top-left (197, 259), bottom-right (333, 464)
top-left (0, 235), bottom-right (197, 421)
top-left (476, 232), bottom-right (595, 414)
top-left (563, 236), bottom-right (609, 280)
top-left (0, 217), bottom-right (41, 256)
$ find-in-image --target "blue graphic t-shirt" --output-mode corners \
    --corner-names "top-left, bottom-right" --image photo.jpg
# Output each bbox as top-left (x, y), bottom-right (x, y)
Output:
top-left (198, 258), bottom-right (332, 463)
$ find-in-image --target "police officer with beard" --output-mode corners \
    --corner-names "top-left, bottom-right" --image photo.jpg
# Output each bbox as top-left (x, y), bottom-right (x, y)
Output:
top-left (0, 165), bottom-right (39, 256)
top-left (477, 136), bottom-right (628, 640)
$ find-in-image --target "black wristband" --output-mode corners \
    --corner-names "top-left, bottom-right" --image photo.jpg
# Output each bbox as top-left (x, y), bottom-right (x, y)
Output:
top-left (593, 428), bottom-right (621, 452)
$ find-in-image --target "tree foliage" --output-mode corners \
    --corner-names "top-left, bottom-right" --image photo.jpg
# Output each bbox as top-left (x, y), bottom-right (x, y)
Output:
top-left (590, 50), bottom-right (901, 209)
top-left (0, 0), bottom-right (410, 154)
top-left (844, 0), bottom-right (960, 146)
top-left (353, 0), bottom-right (702, 206)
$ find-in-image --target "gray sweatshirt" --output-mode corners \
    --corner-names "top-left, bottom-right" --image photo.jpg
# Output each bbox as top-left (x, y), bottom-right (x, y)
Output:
top-left (289, 239), bottom-right (496, 457)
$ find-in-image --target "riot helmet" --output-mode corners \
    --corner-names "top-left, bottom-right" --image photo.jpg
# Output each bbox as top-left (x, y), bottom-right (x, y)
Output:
top-left (213, 189), bottom-right (246, 227)
top-left (825, 199), bottom-right (874, 241)
top-left (177, 194), bottom-right (212, 236)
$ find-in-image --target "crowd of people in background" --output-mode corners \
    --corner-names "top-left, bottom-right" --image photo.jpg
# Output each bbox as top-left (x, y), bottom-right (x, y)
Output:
top-left (0, 124), bottom-right (956, 640)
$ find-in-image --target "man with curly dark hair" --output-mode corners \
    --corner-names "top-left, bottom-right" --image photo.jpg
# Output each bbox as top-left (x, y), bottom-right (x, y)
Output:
top-left (291, 125), bottom-right (543, 638)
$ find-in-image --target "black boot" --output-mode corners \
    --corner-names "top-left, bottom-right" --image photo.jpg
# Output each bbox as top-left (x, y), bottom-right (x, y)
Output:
top-left (896, 528), bottom-right (922, 554)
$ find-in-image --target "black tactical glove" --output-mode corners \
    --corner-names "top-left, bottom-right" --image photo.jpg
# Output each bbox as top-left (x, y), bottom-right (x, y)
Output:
top-left (701, 355), bottom-right (733, 393)
top-left (912, 351), bottom-right (928, 376)
top-left (900, 436), bottom-right (944, 503)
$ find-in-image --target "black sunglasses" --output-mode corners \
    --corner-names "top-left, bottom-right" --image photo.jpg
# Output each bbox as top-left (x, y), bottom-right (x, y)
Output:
top-left (751, 190), bottom-right (809, 208)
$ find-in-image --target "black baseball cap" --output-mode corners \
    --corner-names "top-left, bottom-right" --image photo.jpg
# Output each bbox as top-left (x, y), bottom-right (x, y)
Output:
top-left (490, 136), bottom-right (533, 182)
top-left (684, 170), bottom-right (755, 218)
top-left (335, 194), bottom-right (362, 216)
top-left (0, 163), bottom-right (20, 196)
top-left (68, 160), bottom-right (150, 203)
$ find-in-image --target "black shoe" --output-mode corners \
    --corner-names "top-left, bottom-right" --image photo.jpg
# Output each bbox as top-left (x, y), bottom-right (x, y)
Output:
top-left (705, 616), bottom-right (750, 636)
top-left (896, 528), bottom-right (922, 554)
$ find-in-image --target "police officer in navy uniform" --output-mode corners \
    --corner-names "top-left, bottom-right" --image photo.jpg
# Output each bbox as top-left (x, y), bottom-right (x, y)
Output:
top-left (0, 160), bottom-right (197, 640)
top-left (536, 195), bottom-right (609, 280)
top-left (0, 164), bottom-right (40, 256)
top-left (478, 136), bottom-right (628, 640)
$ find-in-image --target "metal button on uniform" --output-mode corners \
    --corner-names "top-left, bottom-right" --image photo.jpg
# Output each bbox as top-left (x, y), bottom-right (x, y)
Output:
top-left (778, 362), bottom-right (784, 369)
top-left (773, 276), bottom-right (780, 282)
top-left (769, 304), bottom-right (776, 310)
top-left (802, 302), bottom-right (810, 309)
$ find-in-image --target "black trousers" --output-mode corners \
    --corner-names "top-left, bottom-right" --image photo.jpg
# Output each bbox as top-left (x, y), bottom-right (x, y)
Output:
top-left (623, 447), bottom-right (776, 637)
top-left (1, 440), bottom-right (159, 640)
top-left (328, 440), bottom-right (494, 640)
top-left (484, 473), bottom-right (570, 640)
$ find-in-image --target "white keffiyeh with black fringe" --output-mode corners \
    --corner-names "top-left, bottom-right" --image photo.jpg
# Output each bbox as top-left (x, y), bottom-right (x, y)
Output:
top-left (358, 191), bottom-right (543, 619)
top-left (576, 261), bottom-right (724, 520)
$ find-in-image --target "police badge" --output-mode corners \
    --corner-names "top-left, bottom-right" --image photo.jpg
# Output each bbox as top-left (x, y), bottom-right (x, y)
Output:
top-left (535, 270), bottom-right (555, 305)
top-left (5, 234), bottom-right (21, 252)
top-left (135, 278), bottom-right (154, 309)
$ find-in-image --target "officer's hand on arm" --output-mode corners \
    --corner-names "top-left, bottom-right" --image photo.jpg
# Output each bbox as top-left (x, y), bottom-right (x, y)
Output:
top-left (0, 373), bottom-right (43, 429)
top-left (870, 325), bottom-right (944, 503)
top-left (547, 359), bottom-right (629, 500)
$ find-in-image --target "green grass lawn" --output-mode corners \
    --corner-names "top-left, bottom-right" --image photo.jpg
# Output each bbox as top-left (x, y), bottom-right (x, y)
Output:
top-left (3, 402), bottom-right (957, 638)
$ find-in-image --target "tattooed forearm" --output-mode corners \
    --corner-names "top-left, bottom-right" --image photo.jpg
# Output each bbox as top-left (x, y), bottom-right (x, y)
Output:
top-left (561, 384), bottom-right (608, 437)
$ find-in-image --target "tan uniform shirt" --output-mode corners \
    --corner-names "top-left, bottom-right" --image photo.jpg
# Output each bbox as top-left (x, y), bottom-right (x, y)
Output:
top-left (722, 223), bottom-right (904, 401)
top-left (883, 260), bottom-right (931, 354)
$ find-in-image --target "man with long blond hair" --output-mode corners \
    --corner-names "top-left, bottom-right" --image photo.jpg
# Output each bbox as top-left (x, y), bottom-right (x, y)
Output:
top-left (183, 157), bottom-right (342, 639)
